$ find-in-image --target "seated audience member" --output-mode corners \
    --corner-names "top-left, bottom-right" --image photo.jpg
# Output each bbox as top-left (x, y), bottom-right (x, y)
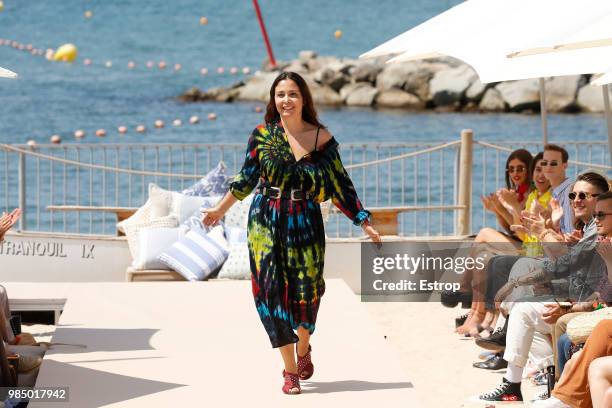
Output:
top-left (453, 150), bottom-right (534, 336)
top-left (475, 172), bottom-right (609, 402)
top-left (532, 320), bottom-right (612, 408)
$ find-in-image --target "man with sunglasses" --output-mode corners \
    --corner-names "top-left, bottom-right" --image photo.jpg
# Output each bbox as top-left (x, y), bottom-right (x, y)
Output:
top-left (542, 144), bottom-right (573, 234)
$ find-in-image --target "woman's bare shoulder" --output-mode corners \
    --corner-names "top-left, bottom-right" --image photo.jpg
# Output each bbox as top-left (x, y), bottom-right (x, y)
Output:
top-left (317, 127), bottom-right (333, 145)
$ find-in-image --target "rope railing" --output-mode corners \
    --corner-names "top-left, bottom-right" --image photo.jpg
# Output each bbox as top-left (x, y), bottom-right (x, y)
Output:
top-left (475, 140), bottom-right (612, 171)
top-left (0, 140), bottom-right (462, 177)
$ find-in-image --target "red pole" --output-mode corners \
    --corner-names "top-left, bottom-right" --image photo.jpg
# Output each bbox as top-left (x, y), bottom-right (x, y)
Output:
top-left (252, 0), bottom-right (277, 68)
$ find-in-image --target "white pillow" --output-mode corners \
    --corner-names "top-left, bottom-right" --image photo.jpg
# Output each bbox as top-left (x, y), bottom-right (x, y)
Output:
top-left (182, 196), bottom-right (224, 231)
top-left (117, 199), bottom-right (152, 234)
top-left (158, 225), bottom-right (229, 281)
top-left (149, 183), bottom-right (173, 219)
top-left (124, 215), bottom-right (179, 261)
top-left (224, 194), bottom-right (253, 229)
top-left (225, 226), bottom-right (247, 245)
top-left (171, 192), bottom-right (209, 224)
top-left (217, 243), bottom-right (251, 280)
top-left (117, 183), bottom-right (173, 234)
top-left (133, 227), bottom-right (184, 270)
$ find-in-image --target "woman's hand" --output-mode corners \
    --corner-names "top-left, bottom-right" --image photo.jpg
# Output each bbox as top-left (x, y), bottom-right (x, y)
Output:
top-left (497, 189), bottom-right (520, 215)
top-left (0, 208), bottom-right (21, 235)
top-left (201, 206), bottom-right (225, 228)
top-left (362, 223), bottom-right (382, 243)
top-left (480, 194), bottom-right (496, 213)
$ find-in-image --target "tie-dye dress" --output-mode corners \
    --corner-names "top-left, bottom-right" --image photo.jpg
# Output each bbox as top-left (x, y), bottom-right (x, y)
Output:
top-left (229, 122), bottom-right (371, 348)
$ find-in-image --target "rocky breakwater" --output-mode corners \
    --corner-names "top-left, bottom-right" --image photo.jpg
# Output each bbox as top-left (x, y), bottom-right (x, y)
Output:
top-left (180, 50), bottom-right (606, 113)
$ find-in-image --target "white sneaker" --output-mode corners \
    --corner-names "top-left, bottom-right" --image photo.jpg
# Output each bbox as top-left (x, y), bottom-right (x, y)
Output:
top-left (531, 397), bottom-right (570, 408)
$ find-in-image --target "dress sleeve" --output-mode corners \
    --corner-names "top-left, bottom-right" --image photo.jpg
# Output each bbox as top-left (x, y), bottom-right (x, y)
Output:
top-left (229, 128), bottom-right (261, 200)
top-left (327, 146), bottom-right (371, 226)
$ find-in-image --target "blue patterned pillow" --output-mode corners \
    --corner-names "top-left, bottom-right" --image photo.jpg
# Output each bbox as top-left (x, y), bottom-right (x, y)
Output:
top-left (181, 162), bottom-right (230, 197)
top-left (158, 225), bottom-right (229, 281)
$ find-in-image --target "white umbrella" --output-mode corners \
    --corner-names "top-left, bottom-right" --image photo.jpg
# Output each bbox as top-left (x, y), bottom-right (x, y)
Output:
top-left (0, 66), bottom-right (17, 79)
top-left (360, 0), bottom-right (612, 149)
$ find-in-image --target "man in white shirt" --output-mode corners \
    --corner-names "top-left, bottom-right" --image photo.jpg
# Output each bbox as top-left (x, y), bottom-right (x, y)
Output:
top-left (542, 145), bottom-right (573, 234)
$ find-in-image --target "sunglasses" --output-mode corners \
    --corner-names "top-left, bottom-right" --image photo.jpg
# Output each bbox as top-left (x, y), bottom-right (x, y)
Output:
top-left (506, 165), bottom-right (526, 174)
top-left (594, 212), bottom-right (612, 220)
top-left (540, 160), bottom-right (560, 167)
top-left (569, 192), bottom-right (600, 201)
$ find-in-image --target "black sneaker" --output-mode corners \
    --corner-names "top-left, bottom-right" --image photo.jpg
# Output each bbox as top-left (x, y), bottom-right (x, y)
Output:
top-left (472, 353), bottom-right (508, 370)
top-left (475, 378), bottom-right (523, 402)
top-left (475, 318), bottom-right (508, 351)
top-left (441, 290), bottom-right (472, 308)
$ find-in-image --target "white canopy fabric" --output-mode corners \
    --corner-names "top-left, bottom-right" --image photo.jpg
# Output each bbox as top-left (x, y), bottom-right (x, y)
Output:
top-left (591, 72), bottom-right (612, 87)
top-left (508, 13), bottom-right (612, 58)
top-left (0, 66), bottom-right (17, 79)
top-left (361, 0), bottom-right (612, 84)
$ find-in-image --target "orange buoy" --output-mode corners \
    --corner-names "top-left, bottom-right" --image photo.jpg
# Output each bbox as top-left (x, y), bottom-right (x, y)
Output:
top-left (254, 106), bottom-right (263, 113)
top-left (199, 16), bottom-right (208, 25)
top-left (200, 67), bottom-right (208, 75)
top-left (74, 130), bottom-right (85, 139)
top-left (136, 125), bottom-right (146, 133)
top-left (84, 10), bottom-right (93, 19)
top-left (189, 115), bottom-right (200, 124)
top-left (25, 44), bottom-right (33, 51)
top-left (50, 135), bottom-right (62, 144)
top-left (127, 61), bottom-right (136, 69)
top-left (174, 63), bottom-right (182, 71)
top-left (158, 61), bottom-right (166, 69)
top-left (118, 126), bottom-right (127, 134)
top-left (95, 129), bottom-right (106, 137)
top-left (154, 120), bottom-right (165, 128)
top-left (208, 113), bottom-right (217, 121)
top-left (334, 29), bottom-right (343, 39)
top-left (172, 119), bottom-right (182, 126)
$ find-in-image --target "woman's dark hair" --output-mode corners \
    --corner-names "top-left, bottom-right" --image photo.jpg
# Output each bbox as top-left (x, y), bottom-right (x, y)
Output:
top-left (573, 172), bottom-right (609, 229)
top-left (504, 149), bottom-right (533, 189)
top-left (265, 72), bottom-right (324, 128)
top-left (530, 152), bottom-right (544, 183)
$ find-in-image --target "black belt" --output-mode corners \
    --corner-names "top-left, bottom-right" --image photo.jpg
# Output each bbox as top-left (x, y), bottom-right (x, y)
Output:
top-left (257, 186), bottom-right (315, 201)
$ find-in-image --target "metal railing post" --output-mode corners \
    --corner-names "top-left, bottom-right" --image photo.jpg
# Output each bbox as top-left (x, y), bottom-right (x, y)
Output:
top-left (18, 152), bottom-right (26, 230)
top-left (456, 129), bottom-right (473, 236)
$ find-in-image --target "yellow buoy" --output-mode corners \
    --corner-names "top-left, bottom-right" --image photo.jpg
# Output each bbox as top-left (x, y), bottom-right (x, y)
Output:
top-left (52, 44), bottom-right (78, 62)
top-left (0, 2), bottom-right (4, 12)
top-left (334, 30), bottom-right (343, 39)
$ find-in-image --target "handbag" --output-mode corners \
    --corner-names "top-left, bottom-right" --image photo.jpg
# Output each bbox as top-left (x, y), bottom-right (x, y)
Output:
top-left (566, 307), bottom-right (612, 344)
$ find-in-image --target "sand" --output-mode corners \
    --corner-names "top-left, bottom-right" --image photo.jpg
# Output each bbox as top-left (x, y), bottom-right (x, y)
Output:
top-left (363, 301), bottom-right (545, 407)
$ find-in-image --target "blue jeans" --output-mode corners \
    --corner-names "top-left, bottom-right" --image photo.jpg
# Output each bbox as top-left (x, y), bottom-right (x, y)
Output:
top-left (557, 333), bottom-right (572, 375)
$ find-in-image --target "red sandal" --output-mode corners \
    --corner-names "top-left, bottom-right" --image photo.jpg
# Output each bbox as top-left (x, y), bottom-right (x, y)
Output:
top-left (282, 370), bottom-right (301, 394)
top-left (297, 344), bottom-right (314, 380)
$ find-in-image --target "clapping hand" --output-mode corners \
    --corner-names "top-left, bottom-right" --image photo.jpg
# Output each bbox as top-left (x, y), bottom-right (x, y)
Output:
top-left (0, 208), bottom-right (21, 234)
top-left (549, 199), bottom-right (563, 231)
top-left (497, 188), bottom-right (520, 215)
top-left (520, 211), bottom-right (547, 236)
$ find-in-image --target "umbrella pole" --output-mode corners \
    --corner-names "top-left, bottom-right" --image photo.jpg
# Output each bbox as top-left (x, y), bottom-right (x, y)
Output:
top-left (539, 78), bottom-right (549, 146)
top-left (603, 84), bottom-right (612, 164)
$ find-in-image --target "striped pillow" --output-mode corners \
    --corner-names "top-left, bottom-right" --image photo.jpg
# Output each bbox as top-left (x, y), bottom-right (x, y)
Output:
top-left (158, 225), bottom-right (229, 281)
